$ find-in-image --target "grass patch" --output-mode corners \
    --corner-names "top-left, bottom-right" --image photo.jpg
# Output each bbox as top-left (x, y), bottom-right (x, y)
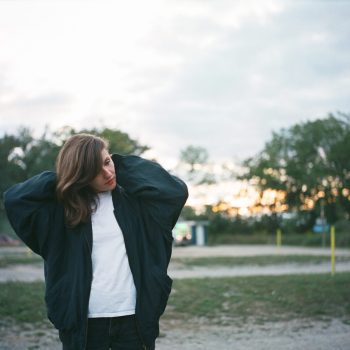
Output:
top-left (0, 282), bottom-right (46, 323)
top-left (1, 274), bottom-right (349, 328)
top-left (165, 273), bottom-right (350, 326)
top-left (171, 255), bottom-right (350, 268)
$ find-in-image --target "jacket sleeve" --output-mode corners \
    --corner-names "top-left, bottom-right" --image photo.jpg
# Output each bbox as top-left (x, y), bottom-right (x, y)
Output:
top-left (112, 154), bottom-right (188, 231)
top-left (3, 171), bottom-right (57, 258)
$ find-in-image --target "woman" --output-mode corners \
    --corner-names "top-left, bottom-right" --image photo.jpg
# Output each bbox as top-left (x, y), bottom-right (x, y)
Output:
top-left (4, 133), bottom-right (188, 350)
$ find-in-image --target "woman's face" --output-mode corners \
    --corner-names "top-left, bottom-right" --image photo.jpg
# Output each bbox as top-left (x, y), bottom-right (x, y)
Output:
top-left (89, 148), bottom-right (116, 193)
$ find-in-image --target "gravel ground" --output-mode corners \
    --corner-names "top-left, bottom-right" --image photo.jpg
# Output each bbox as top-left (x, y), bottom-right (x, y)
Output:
top-left (1, 318), bottom-right (349, 350)
top-left (156, 318), bottom-right (350, 350)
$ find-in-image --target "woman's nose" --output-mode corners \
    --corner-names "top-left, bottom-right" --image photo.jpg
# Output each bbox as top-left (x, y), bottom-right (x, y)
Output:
top-left (102, 167), bottom-right (112, 177)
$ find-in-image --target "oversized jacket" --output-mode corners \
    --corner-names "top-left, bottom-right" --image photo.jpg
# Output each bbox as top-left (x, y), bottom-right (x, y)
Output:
top-left (3, 154), bottom-right (188, 349)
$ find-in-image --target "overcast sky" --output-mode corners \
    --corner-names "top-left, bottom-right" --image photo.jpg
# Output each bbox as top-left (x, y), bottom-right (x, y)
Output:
top-left (1, 0), bottom-right (349, 168)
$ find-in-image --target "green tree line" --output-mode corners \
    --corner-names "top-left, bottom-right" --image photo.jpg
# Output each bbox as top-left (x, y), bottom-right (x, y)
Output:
top-left (241, 112), bottom-right (350, 224)
top-left (180, 113), bottom-right (350, 239)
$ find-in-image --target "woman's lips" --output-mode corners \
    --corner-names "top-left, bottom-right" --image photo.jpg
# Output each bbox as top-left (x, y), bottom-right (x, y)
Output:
top-left (105, 177), bottom-right (115, 185)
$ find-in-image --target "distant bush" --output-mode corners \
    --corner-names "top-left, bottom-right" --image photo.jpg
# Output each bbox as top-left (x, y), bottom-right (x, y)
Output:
top-left (334, 219), bottom-right (350, 233)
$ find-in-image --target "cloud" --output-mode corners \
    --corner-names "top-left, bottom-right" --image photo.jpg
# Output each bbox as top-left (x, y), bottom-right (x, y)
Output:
top-left (125, 0), bottom-right (350, 163)
top-left (0, 81), bottom-right (74, 132)
top-left (0, 0), bottom-right (349, 167)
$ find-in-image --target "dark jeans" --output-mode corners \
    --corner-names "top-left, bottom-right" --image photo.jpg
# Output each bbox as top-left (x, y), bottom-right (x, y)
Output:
top-left (85, 315), bottom-right (153, 350)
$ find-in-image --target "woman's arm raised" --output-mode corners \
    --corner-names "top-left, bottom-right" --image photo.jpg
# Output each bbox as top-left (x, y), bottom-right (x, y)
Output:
top-left (112, 154), bottom-right (188, 231)
top-left (3, 171), bottom-right (57, 258)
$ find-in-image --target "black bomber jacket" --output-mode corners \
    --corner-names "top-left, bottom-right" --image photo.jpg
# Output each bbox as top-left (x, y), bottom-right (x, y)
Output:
top-left (3, 154), bottom-right (188, 349)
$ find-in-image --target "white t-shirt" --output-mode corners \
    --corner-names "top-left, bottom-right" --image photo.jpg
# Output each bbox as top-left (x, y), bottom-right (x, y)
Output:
top-left (88, 191), bottom-right (137, 318)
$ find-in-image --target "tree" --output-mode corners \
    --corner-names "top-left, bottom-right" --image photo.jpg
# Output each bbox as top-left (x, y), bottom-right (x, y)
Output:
top-left (241, 113), bottom-right (350, 223)
top-left (0, 133), bottom-right (27, 202)
top-left (80, 127), bottom-right (149, 155)
top-left (180, 146), bottom-right (209, 173)
top-left (178, 145), bottom-right (216, 185)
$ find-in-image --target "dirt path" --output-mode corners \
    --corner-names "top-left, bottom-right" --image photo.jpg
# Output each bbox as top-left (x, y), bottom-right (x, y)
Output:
top-left (171, 245), bottom-right (350, 258)
top-left (2, 260), bottom-right (350, 282)
top-left (168, 261), bottom-right (350, 278)
top-left (2, 245), bottom-right (350, 258)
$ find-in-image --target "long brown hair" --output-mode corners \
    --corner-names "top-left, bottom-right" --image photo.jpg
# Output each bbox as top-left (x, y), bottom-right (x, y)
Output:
top-left (56, 133), bottom-right (109, 227)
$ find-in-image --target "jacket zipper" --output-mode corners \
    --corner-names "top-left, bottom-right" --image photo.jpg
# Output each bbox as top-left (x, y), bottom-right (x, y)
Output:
top-left (83, 232), bottom-right (93, 350)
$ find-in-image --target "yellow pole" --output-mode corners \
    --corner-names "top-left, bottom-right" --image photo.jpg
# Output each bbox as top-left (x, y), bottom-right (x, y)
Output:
top-left (331, 225), bottom-right (335, 276)
top-left (276, 229), bottom-right (282, 248)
